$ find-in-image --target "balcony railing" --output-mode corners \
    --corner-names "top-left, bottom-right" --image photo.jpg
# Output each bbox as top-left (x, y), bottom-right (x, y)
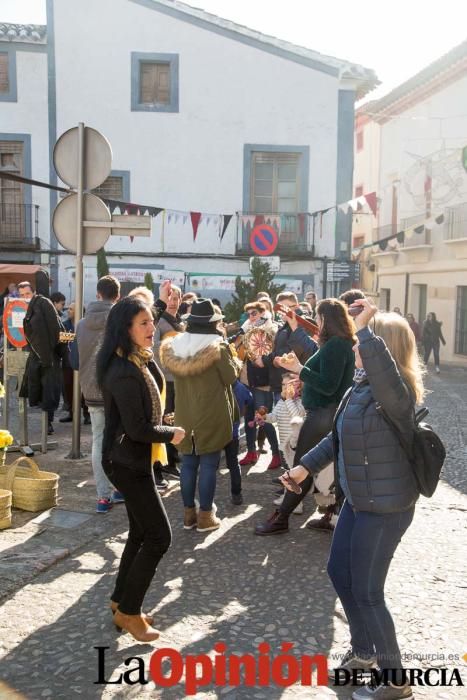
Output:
top-left (445, 202), bottom-right (467, 240)
top-left (373, 214), bottom-right (432, 250)
top-left (0, 203), bottom-right (39, 245)
top-left (236, 213), bottom-right (315, 256)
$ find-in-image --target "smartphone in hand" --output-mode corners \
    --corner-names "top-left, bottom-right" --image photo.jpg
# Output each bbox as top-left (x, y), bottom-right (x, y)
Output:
top-left (281, 471), bottom-right (302, 495)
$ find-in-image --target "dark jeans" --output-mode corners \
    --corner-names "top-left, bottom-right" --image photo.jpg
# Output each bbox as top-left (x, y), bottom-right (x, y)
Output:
top-left (245, 387), bottom-right (280, 455)
top-left (224, 438), bottom-right (242, 495)
top-left (279, 404), bottom-right (337, 516)
top-left (328, 500), bottom-right (415, 672)
top-left (180, 450), bottom-right (221, 511)
top-left (423, 342), bottom-right (440, 366)
top-left (105, 464), bottom-right (172, 615)
top-left (164, 381), bottom-right (178, 467)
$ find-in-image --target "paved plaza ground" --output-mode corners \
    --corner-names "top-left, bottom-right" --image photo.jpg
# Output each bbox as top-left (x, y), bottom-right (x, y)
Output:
top-left (0, 367), bottom-right (466, 699)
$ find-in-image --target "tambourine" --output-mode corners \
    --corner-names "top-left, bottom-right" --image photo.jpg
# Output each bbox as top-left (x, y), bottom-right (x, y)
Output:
top-left (243, 327), bottom-right (274, 360)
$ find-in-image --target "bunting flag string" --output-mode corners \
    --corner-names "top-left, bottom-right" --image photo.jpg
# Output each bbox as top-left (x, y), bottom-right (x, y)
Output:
top-left (351, 209), bottom-right (446, 256)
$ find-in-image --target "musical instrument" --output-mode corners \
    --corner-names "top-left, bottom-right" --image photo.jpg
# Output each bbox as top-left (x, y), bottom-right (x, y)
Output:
top-left (243, 327), bottom-right (274, 360)
top-left (273, 304), bottom-right (319, 336)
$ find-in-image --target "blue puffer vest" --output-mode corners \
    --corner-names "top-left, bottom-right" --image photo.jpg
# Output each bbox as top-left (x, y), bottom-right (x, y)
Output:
top-left (300, 327), bottom-right (420, 513)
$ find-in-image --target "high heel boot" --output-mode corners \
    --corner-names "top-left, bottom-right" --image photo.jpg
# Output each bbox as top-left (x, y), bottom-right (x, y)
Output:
top-left (113, 610), bottom-right (160, 642)
top-left (110, 601), bottom-right (154, 628)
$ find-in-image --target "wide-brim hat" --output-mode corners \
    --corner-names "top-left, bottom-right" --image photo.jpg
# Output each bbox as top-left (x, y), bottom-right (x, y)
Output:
top-left (182, 298), bottom-right (224, 323)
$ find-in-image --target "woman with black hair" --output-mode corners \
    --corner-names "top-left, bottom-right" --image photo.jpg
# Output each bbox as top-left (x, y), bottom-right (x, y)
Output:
top-left (422, 311), bottom-right (446, 373)
top-left (97, 294), bottom-right (185, 642)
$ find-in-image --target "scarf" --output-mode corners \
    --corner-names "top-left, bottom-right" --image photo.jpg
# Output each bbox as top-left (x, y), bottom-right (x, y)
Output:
top-left (117, 346), bottom-right (167, 466)
top-left (353, 367), bottom-right (367, 384)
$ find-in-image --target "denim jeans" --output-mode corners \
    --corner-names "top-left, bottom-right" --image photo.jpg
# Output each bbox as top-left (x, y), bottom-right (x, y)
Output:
top-left (423, 342), bottom-right (440, 367)
top-left (105, 464), bottom-right (171, 615)
top-left (224, 438), bottom-right (242, 495)
top-left (89, 406), bottom-right (113, 500)
top-left (327, 500), bottom-right (415, 672)
top-left (180, 450), bottom-right (221, 511)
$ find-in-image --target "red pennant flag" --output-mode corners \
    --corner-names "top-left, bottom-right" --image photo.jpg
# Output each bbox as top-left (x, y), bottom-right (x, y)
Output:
top-left (253, 214), bottom-right (265, 227)
top-left (364, 192), bottom-right (377, 217)
top-left (190, 212), bottom-right (202, 241)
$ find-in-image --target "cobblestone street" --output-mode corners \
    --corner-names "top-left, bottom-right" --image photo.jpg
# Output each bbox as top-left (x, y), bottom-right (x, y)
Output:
top-left (0, 368), bottom-right (466, 699)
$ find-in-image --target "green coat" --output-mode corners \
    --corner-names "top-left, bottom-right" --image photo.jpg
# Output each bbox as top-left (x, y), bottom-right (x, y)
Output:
top-left (160, 335), bottom-right (240, 454)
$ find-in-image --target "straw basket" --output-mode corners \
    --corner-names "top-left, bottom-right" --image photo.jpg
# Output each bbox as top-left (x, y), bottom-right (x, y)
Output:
top-left (0, 488), bottom-right (12, 529)
top-left (0, 456), bottom-right (59, 512)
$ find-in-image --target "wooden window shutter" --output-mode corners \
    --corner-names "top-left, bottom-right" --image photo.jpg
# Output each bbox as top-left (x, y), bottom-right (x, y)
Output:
top-left (0, 53), bottom-right (9, 93)
top-left (140, 62), bottom-right (170, 105)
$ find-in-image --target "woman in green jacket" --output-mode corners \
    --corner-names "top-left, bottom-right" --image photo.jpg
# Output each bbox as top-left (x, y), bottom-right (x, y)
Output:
top-left (160, 298), bottom-right (239, 533)
top-left (255, 298), bottom-right (355, 535)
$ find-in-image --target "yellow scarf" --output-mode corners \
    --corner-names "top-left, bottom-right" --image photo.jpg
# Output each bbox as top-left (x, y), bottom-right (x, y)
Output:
top-left (118, 346), bottom-right (167, 466)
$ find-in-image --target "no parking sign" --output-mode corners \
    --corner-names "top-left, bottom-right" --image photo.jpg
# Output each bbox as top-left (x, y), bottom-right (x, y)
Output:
top-left (250, 224), bottom-right (279, 256)
top-left (3, 298), bottom-right (28, 348)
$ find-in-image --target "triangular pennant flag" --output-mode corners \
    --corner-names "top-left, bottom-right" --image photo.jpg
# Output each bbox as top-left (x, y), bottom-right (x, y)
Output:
top-left (183, 215), bottom-right (188, 225)
top-left (128, 204), bottom-right (138, 215)
top-left (414, 224), bottom-right (425, 235)
top-left (206, 216), bottom-right (211, 227)
top-left (191, 211), bottom-right (202, 241)
top-left (397, 230), bottom-right (405, 244)
top-left (435, 213), bottom-right (445, 225)
top-left (357, 196), bottom-right (367, 207)
top-left (174, 213), bottom-right (180, 224)
top-left (130, 236), bottom-right (134, 243)
top-left (424, 217), bottom-right (434, 230)
top-left (148, 207), bottom-right (163, 218)
top-left (338, 202), bottom-right (350, 214)
top-left (168, 212), bottom-right (173, 224)
top-left (254, 214), bottom-right (264, 227)
top-left (405, 226), bottom-right (414, 240)
top-left (348, 198), bottom-right (359, 213)
top-left (378, 239), bottom-right (388, 251)
top-left (364, 192), bottom-right (378, 217)
top-left (220, 214), bottom-right (233, 241)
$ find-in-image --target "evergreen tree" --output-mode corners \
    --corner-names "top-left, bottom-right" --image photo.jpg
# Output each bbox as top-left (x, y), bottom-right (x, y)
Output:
top-left (96, 248), bottom-right (109, 278)
top-left (144, 272), bottom-right (154, 292)
top-left (224, 258), bottom-right (285, 322)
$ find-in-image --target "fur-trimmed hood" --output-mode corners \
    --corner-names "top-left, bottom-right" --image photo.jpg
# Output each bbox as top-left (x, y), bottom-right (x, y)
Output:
top-left (160, 333), bottom-right (224, 377)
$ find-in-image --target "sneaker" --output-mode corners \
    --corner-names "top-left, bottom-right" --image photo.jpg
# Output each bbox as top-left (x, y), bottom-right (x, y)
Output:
top-left (330, 649), bottom-right (378, 678)
top-left (254, 510), bottom-right (289, 536)
top-left (435, 366), bottom-right (440, 374)
top-left (306, 513), bottom-right (334, 531)
top-left (352, 680), bottom-right (413, 700)
top-left (239, 451), bottom-right (258, 466)
top-left (111, 490), bottom-right (125, 504)
top-left (161, 463), bottom-right (181, 480)
top-left (267, 454), bottom-right (282, 470)
top-left (292, 501), bottom-right (303, 514)
top-left (59, 414), bottom-right (73, 423)
top-left (231, 492), bottom-right (243, 505)
top-left (96, 498), bottom-right (113, 513)
top-left (154, 469), bottom-right (168, 491)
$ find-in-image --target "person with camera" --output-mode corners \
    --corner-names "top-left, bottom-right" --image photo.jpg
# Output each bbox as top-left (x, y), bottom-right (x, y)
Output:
top-left (280, 297), bottom-right (424, 700)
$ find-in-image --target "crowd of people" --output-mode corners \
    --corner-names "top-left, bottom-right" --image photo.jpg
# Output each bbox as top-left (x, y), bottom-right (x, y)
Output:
top-left (0, 276), bottom-right (439, 698)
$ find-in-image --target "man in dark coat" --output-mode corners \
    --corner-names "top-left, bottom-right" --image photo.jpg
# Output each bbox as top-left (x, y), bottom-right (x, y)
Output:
top-left (19, 281), bottom-right (64, 434)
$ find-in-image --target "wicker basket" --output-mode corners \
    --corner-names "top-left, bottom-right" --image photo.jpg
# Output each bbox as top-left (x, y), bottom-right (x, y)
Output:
top-left (0, 488), bottom-right (12, 529)
top-left (0, 456), bottom-right (59, 512)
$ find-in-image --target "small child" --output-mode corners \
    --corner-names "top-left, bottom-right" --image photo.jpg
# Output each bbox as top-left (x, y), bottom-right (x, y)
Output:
top-left (255, 374), bottom-right (305, 514)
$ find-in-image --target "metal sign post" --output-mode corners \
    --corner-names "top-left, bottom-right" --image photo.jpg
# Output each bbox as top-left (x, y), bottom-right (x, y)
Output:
top-left (52, 123), bottom-right (151, 458)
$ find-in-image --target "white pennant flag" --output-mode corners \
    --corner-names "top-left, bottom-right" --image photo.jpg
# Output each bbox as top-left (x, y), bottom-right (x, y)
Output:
top-left (338, 202), bottom-right (350, 214)
top-left (357, 196), bottom-right (367, 207)
top-left (348, 198), bottom-right (359, 212)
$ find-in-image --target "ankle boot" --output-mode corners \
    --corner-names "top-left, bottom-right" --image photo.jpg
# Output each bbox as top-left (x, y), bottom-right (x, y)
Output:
top-left (110, 601), bottom-right (153, 627)
top-left (239, 451), bottom-right (258, 466)
top-left (254, 509), bottom-right (289, 536)
top-left (197, 509), bottom-right (221, 532)
top-left (113, 610), bottom-right (160, 642)
top-left (183, 506), bottom-right (197, 530)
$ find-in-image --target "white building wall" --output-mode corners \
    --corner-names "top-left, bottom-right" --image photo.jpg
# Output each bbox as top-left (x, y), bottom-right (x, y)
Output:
top-left (0, 48), bottom-right (50, 247)
top-left (52, 0), bottom-right (340, 267)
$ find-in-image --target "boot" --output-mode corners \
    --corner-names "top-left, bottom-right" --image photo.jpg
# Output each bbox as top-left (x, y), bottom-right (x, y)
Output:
top-left (267, 454), bottom-right (282, 470)
top-left (110, 601), bottom-right (153, 626)
top-left (183, 506), bottom-right (197, 530)
top-left (254, 509), bottom-right (289, 536)
top-left (113, 611), bottom-right (160, 642)
top-left (197, 509), bottom-right (221, 532)
top-left (239, 451), bottom-right (258, 466)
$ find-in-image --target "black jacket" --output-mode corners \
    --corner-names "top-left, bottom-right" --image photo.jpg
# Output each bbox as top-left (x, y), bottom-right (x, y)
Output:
top-left (300, 327), bottom-right (419, 513)
top-left (102, 355), bottom-right (175, 474)
top-left (422, 319), bottom-right (445, 347)
top-left (23, 294), bottom-right (64, 367)
top-left (263, 325), bottom-right (317, 392)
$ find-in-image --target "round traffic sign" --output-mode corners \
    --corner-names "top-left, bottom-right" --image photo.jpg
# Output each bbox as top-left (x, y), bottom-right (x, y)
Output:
top-left (250, 224), bottom-right (279, 256)
top-left (53, 126), bottom-right (112, 190)
top-left (53, 193), bottom-right (111, 254)
top-left (3, 298), bottom-right (29, 348)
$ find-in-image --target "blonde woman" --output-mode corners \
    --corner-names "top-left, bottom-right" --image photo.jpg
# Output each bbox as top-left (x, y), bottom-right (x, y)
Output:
top-left (281, 298), bottom-right (425, 700)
